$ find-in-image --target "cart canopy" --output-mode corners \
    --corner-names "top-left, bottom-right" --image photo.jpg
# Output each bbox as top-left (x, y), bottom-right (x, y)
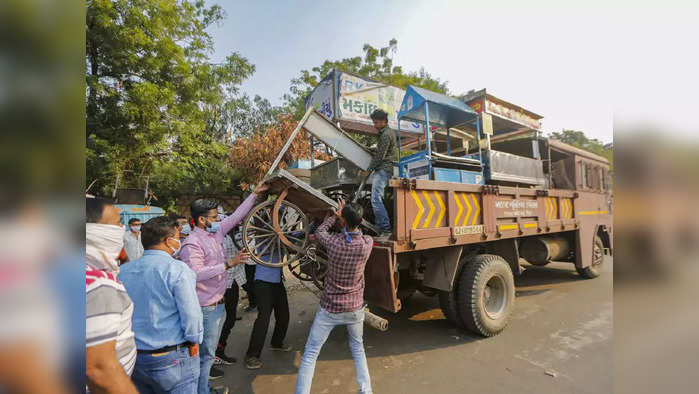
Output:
top-left (398, 85), bottom-right (478, 130)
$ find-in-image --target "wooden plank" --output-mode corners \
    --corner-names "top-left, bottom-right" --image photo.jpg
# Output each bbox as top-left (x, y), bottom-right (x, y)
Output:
top-left (363, 246), bottom-right (401, 312)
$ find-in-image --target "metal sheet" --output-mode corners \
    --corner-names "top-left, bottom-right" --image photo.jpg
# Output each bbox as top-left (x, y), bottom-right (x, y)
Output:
top-left (485, 150), bottom-right (546, 186)
top-left (310, 158), bottom-right (363, 190)
top-left (302, 110), bottom-right (373, 170)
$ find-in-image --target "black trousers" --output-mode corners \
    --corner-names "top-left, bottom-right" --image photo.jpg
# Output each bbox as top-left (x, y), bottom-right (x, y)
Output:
top-left (245, 280), bottom-right (289, 358)
top-left (242, 264), bottom-right (257, 307)
top-left (218, 284), bottom-right (239, 350)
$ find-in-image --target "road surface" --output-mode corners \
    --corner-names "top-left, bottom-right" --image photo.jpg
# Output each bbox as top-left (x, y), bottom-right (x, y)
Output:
top-left (217, 257), bottom-right (612, 394)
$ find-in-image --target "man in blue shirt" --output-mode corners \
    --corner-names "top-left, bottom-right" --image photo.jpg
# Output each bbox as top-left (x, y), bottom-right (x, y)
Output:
top-left (119, 216), bottom-right (204, 393)
top-left (244, 203), bottom-right (295, 370)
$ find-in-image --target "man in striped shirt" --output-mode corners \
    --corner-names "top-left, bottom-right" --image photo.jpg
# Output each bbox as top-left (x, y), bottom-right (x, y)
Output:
top-left (85, 197), bottom-right (138, 394)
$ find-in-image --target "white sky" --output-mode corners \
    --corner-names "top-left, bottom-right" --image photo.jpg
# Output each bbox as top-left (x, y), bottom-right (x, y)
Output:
top-left (210, 1), bottom-right (699, 144)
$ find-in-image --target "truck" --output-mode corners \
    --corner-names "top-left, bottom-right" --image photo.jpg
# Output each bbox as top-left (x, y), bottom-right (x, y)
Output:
top-left (240, 75), bottom-right (612, 337)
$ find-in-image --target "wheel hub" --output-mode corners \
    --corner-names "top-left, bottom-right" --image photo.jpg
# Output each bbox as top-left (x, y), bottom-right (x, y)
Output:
top-left (483, 274), bottom-right (507, 319)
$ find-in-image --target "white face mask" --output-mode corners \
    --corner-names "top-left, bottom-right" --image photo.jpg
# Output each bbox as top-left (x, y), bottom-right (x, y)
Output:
top-left (130, 225), bottom-right (141, 232)
top-left (167, 237), bottom-right (181, 256)
top-left (86, 223), bottom-right (125, 273)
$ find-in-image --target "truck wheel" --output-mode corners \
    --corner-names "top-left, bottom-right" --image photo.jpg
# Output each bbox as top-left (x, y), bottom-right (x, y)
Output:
top-left (576, 235), bottom-right (604, 279)
top-left (438, 252), bottom-right (471, 328)
top-left (439, 290), bottom-right (463, 328)
top-left (456, 254), bottom-right (515, 337)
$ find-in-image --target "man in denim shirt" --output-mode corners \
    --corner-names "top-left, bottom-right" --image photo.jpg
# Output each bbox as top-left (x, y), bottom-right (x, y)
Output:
top-left (118, 216), bottom-right (203, 393)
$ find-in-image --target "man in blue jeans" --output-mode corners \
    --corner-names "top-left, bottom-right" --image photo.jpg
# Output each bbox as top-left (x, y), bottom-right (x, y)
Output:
top-left (295, 200), bottom-right (374, 394)
top-left (361, 109), bottom-right (396, 239)
top-left (118, 216), bottom-right (202, 393)
top-left (179, 183), bottom-right (267, 394)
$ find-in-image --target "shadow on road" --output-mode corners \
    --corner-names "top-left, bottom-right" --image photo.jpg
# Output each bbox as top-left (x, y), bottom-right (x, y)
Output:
top-left (223, 262), bottom-right (589, 393)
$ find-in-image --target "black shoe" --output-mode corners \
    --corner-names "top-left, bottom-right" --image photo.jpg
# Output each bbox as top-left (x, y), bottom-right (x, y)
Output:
top-left (210, 386), bottom-right (229, 394)
top-left (244, 305), bottom-right (257, 312)
top-left (374, 231), bottom-right (392, 240)
top-left (236, 316), bottom-right (242, 321)
top-left (209, 367), bottom-right (224, 380)
top-left (245, 357), bottom-right (263, 369)
top-left (269, 344), bottom-right (292, 352)
top-left (215, 351), bottom-right (237, 365)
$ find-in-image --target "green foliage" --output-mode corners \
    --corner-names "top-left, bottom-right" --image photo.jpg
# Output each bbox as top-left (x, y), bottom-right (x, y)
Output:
top-left (86, 0), bottom-right (258, 209)
top-left (550, 130), bottom-right (614, 168)
top-left (283, 39), bottom-right (448, 120)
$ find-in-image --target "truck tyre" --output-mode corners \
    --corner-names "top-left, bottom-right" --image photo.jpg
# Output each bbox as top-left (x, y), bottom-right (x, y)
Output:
top-left (439, 289), bottom-right (463, 328)
top-left (456, 254), bottom-right (515, 337)
top-left (576, 235), bottom-right (604, 279)
top-left (439, 255), bottom-right (468, 328)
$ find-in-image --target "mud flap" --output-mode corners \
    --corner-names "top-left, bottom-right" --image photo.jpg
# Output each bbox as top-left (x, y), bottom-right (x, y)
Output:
top-left (363, 246), bottom-right (401, 312)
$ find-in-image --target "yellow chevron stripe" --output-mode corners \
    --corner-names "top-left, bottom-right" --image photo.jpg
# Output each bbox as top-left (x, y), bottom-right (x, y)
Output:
top-left (544, 197), bottom-right (551, 219)
top-left (411, 190), bottom-right (424, 229)
top-left (569, 199), bottom-right (574, 218)
top-left (471, 194), bottom-right (480, 226)
top-left (422, 190), bottom-right (435, 228)
top-left (563, 199), bottom-right (568, 218)
top-left (523, 222), bottom-right (537, 228)
top-left (462, 193), bottom-right (472, 226)
top-left (578, 210), bottom-right (609, 215)
top-left (553, 198), bottom-right (558, 219)
top-left (454, 192), bottom-right (463, 226)
top-left (499, 224), bottom-right (518, 230)
top-left (433, 191), bottom-right (445, 227)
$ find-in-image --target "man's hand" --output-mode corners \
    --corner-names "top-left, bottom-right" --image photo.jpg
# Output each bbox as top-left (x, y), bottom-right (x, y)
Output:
top-left (228, 251), bottom-right (250, 268)
top-left (360, 170), bottom-right (371, 178)
top-left (253, 183), bottom-right (270, 194)
top-left (334, 199), bottom-right (346, 218)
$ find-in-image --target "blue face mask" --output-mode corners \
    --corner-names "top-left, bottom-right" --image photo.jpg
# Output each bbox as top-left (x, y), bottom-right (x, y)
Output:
top-left (207, 221), bottom-right (220, 233)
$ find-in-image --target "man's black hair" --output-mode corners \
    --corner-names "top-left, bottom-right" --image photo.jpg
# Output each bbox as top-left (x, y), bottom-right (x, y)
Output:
top-left (128, 218), bottom-right (141, 225)
top-left (86, 197), bottom-right (112, 223)
top-left (141, 216), bottom-right (178, 250)
top-left (341, 203), bottom-right (364, 229)
top-left (190, 199), bottom-right (218, 224)
top-left (370, 109), bottom-right (388, 121)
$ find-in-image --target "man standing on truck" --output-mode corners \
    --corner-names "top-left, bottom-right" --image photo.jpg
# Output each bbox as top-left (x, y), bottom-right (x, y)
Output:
top-left (362, 109), bottom-right (395, 239)
top-left (295, 199), bottom-right (373, 394)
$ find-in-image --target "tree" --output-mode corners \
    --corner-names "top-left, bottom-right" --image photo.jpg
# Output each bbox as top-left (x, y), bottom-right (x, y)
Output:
top-left (228, 94), bottom-right (284, 138)
top-left (549, 129), bottom-right (614, 168)
top-left (86, 0), bottom-right (255, 210)
top-left (283, 39), bottom-right (449, 121)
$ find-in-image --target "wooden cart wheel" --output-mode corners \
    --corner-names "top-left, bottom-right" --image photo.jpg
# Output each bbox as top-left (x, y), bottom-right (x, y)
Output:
top-left (241, 199), bottom-right (309, 268)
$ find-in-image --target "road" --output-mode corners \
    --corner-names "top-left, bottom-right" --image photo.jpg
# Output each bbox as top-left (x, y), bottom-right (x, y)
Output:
top-left (217, 257), bottom-right (612, 394)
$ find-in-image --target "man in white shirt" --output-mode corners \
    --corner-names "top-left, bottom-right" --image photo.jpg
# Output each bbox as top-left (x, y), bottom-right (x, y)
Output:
top-left (123, 218), bottom-right (144, 261)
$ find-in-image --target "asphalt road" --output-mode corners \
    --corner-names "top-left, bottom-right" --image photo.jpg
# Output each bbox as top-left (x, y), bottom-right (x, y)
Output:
top-left (217, 257), bottom-right (612, 394)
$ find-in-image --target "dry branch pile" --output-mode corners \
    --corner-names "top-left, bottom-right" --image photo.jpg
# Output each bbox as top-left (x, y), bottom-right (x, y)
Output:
top-left (229, 115), bottom-right (331, 190)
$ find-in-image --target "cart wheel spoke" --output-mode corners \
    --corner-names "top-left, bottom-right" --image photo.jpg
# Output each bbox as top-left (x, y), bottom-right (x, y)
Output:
top-left (247, 225), bottom-right (275, 234)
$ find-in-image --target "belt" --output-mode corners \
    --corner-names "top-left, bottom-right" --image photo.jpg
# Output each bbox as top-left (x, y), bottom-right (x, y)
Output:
top-left (205, 297), bottom-right (225, 307)
top-left (137, 342), bottom-right (191, 355)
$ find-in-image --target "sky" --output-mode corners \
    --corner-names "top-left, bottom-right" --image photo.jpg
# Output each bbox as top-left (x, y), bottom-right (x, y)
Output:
top-left (207, 1), bottom-right (699, 144)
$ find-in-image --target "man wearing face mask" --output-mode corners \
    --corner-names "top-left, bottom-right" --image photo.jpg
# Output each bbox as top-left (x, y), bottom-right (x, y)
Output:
top-left (85, 197), bottom-right (138, 393)
top-left (123, 218), bottom-right (144, 261)
top-left (118, 216), bottom-right (203, 393)
top-left (178, 183), bottom-right (268, 394)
